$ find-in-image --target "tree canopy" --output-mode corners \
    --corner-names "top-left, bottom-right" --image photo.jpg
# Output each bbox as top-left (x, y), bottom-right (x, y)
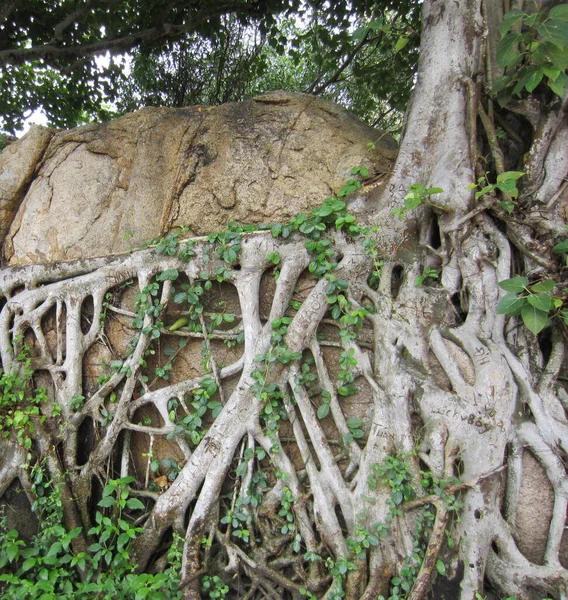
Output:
top-left (0, 0), bottom-right (420, 133)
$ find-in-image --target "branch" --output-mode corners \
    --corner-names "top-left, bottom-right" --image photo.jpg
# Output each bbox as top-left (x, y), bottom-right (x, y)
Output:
top-left (307, 31), bottom-right (375, 95)
top-left (0, 2), bottom-right (264, 68)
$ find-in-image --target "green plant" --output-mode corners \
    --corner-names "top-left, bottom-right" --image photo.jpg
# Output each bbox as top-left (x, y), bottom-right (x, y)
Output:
top-left (468, 171), bottom-right (525, 214)
top-left (492, 5), bottom-right (568, 107)
top-left (202, 574), bottom-right (229, 599)
top-left (391, 184), bottom-right (444, 219)
top-left (496, 276), bottom-right (558, 335)
top-left (278, 487), bottom-right (296, 535)
top-left (414, 267), bottom-right (439, 287)
top-left (368, 453), bottom-right (415, 517)
top-left (0, 344), bottom-right (51, 449)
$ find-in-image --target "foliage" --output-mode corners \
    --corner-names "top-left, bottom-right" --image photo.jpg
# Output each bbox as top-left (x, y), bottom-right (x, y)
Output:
top-left (0, 344), bottom-right (51, 449)
top-left (391, 184), bottom-right (445, 219)
top-left (497, 276), bottom-right (559, 335)
top-left (468, 171), bottom-right (525, 214)
top-left (0, 468), bottom-right (183, 599)
top-left (492, 4), bottom-right (568, 107)
top-left (0, 1), bottom-right (421, 133)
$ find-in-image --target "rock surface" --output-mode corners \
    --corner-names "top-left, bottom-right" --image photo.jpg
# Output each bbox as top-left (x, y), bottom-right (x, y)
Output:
top-left (1, 92), bottom-right (397, 266)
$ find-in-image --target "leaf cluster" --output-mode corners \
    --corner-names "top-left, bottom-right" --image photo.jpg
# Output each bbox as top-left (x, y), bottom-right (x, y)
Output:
top-left (497, 277), bottom-right (560, 335)
top-left (492, 5), bottom-right (568, 107)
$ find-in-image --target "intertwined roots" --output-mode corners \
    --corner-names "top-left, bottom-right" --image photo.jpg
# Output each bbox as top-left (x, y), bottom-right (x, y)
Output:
top-left (1, 227), bottom-right (567, 599)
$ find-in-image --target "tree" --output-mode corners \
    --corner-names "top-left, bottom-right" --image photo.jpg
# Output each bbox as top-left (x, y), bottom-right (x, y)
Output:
top-left (1, 1), bottom-right (568, 599)
top-left (0, 0), bottom-right (420, 132)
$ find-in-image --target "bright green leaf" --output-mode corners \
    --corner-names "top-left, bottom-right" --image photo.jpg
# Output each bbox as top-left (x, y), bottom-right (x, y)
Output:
top-left (126, 497), bottom-right (145, 510)
top-left (521, 304), bottom-right (550, 335)
top-left (527, 293), bottom-right (553, 312)
top-left (156, 269), bottom-right (179, 281)
top-left (497, 171), bottom-right (525, 183)
top-left (395, 37), bottom-right (409, 52)
top-left (497, 294), bottom-right (525, 316)
top-left (498, 277), bottom-right (528, 292)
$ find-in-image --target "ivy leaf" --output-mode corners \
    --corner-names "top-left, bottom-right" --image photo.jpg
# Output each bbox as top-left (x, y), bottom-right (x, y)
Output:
top-left (496, 293), bottom-right (525, 316)
top-left (338, 384), bottom-right (357, 396)
top-left (436, 559), bottom-right (446, 576)
top-left (521, 304), bottom-right (550, 335)
top-left (500, 200), bottom-right (516, 214)
top-left (527, 293), bottom-right (552, 312)
top-left (317, 403), bottom-right (330, 419)
top-left (347, 417), bottom-right (362, 429)
top-left (498, 277), bottom-right (528, 292)
top-left (492, 74), bottom-right (514, 94)
top-left (156, 269), bottom-right (179, 281)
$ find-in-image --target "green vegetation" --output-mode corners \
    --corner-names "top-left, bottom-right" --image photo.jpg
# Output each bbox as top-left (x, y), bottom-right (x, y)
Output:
top-left (492, 4), bottom-right (568, 107)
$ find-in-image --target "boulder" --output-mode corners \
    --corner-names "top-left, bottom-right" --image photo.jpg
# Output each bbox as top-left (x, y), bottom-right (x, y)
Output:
top-left (2, 92), bottom-right (397, 266)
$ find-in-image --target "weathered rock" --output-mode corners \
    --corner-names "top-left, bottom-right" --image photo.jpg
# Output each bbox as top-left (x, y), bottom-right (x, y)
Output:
top-left (2, 92), bottom-right (397, 266)
top-left (0, 125), bottom-right (54, 251)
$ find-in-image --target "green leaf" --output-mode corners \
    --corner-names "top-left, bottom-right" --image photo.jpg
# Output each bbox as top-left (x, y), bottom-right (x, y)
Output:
top-left (21, 557), bottom-right (37, 572)
top-left (550, 5), bottom-right (568, 20)
top-left (347, 417), bottom-right (362, 429)
top-left (395, 37), bottom-right (409, 52)
top-left (521, 304), bottom-right (550, 335)
top-left (499, 9), bottom-right (526, 37)
top-left (338, 384), bottom-right (357, 396)
top-left (436, 559), bottom-right (446, 576)
top-left (97, 496), bottom-right (117, 508)
top-left (524, 69), bottom-right (544, 92)
top-left (169, 317), bottom-right (188, 331)
top-left (530, 280), bottom-right (555, 293)
top-left (500, 200), bottom-right (516, 214)
top-left (498, 277), bottom-right (528, 292)
top-left (496, 171), bottom-right (525, 183)
top-left (317, 403), bottom-right (330, 419)
top-left (552, 238), bottom-right (568, 253)
top-left (548, 71), bottom-right (568, 96)
top-left (126, 497), bottom-right (145, 510)
top-left (537, 20), bottom-right (568, 50)
top-left (156, 269), bottom-right (179, 281)
top-left (497, 293), bottom-right (525, 316)
top-left (527, 293), bottom-right (552, 312)
top-left (492, 74), bottom-right (514, 94)
top-left (496, 33), bottom-right (524, 68)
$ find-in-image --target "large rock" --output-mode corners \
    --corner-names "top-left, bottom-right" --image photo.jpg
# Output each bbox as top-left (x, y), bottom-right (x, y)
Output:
top-left (0, 126), bottom-right (54, 252)
top-left (1, 92), bottom-right (397, 266)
